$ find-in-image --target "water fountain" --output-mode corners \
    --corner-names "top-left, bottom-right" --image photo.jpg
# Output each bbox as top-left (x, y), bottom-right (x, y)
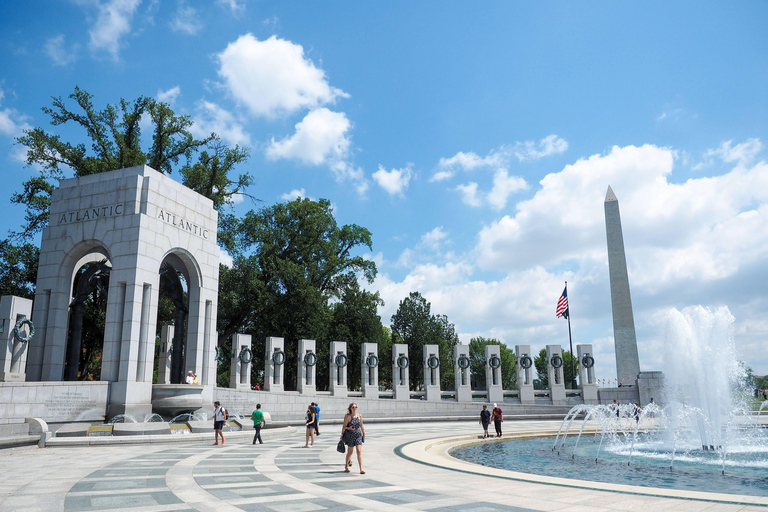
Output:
top-left (453, 306), bottom-right (768, 497)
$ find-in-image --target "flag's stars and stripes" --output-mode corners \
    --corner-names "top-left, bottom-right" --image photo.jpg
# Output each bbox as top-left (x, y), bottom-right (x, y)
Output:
top-left (556, 286), bottom-right (569, 319)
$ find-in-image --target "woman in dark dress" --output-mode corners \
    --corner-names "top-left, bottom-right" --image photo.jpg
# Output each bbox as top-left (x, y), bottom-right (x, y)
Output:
top-left (341, 402), bottom-right (366, 473)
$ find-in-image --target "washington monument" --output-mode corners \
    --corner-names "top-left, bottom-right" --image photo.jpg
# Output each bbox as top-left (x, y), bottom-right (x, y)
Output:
top-left (604, 186), bottom-right (641, 384)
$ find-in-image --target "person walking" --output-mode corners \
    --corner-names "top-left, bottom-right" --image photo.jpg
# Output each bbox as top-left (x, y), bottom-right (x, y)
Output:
top-left (213, 401), bottom-right (227, 445)
top-left (480, 404), bottom-right (491, 438)
top-left (304, 404), bottom-right (316, 448)
top-left (312, 402), bottom-right (321, 436)
top-left (252, 403), bottom-right (264, 445)
top-left (341, 402), bottom-right (366, 474)
top-left (491, 403), bottom-right (503, 438)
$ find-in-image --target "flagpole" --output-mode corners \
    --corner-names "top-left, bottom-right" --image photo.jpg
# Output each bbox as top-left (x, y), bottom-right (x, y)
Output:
top-left (565, 281), bottom-right (577, 389)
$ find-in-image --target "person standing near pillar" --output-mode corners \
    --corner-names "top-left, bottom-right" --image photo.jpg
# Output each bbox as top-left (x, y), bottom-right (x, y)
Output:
top-left (313, 402), bottom-right (321, 436)
top-left (252, 403), bottom-right (264, 445)
top-left (491, 403), bottom-right (503, 438)
top-left (480, 404), bottom-right (491, 439)
top-left (213, 401), bottom-right (227, 445)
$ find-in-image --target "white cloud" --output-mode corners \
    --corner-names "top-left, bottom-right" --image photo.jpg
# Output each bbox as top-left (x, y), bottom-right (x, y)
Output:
top-left (217, 34), bottom-right (348, 119)
top-left (420, 227), bottom-right (448, 251)
top-left (170, 0), bottom-right (203, 35)
top-left (372, 142), bottom-right (768, 382)
top-left (190, 101), bottom-right (251, 147)
top-left (157, 86), bottom-right (181, 105)
top-left (372, 164), bottom-right (413, 197)
top-left (455, 182), bottom-right (481, 207)
top-left (88, 0), bottom-right (141, 60)
top-left (218, 0), bottom-right (246, 14)
top-left (486, 170), bottom-right (528, 210)
top-left (702, 138), bottom-right (763, 167)
top-left (0, 88), bottom-right (31, 139)
top-left (217, 246), bottom-right (234, 268)
top-left (512, 134), bottom-right (568, 161)
top-left (266, 108), bottom-right (350, 165)
top-left (280, 188), bottom-right (308, 201)
top-left (432, 150), bottom-right (507, 181)
top-left (45, 35), bottom-right (78, 66)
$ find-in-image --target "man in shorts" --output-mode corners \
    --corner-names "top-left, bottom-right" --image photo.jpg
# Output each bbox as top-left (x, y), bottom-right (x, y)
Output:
top-left (213, 401), bottom-right (227, 445)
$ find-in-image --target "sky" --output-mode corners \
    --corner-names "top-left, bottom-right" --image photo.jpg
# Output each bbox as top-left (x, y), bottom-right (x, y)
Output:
top-left (1, 2), bottom-right (767, 384)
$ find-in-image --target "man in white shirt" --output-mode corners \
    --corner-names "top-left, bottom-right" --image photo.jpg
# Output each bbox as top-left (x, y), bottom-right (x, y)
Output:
top-left (186, 371), bottom-right (195, 384)
top-left (213, 401), bottom-right (227, 445)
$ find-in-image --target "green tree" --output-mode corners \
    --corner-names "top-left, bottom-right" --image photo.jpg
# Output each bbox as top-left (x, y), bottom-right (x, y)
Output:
top-left (328, 282), bottom-right (386, 390)
top-left (217, 197), bottom-right (377, 390)
top-left (535, 347), bottom-right (577, 389)
top-left (390, 291), bottom-right (460, 390)
top-left (0, 241), bottom-right (39, 299)
top-left (468, 337), bottom-right (517, 390)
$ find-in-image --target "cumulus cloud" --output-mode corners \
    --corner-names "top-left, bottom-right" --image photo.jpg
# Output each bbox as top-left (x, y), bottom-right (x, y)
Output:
top-left (372, 141), bottom-right (768, 382)
top-left (157, 86), bottom-right (181, 105)
top-left (217, 34), bottom-right (348, 119)
top-left (0, 88), bottom-right (31, 139)
top-left (512, 134), bottom-right (569, 161)
top-left (701, 138), bottom-right (763, 168)
top-left (372, 164), bottom-right (413, 197)
top-left (45, 35), bottom-right (78, 66)
top-left (190, 100), bottom-right (251, 147)
top-left (486, 170), bottom-right (528, 210)
top-left (218, 0), bottom-right (246, 14)
top-left (455, 182), bottom-right (481, 207)
top-left (431, 150), bottom-right (507, 181)
top-left (266, 108), bottom-right (350, 165)
top-left (170, 0), bottom-right (203, 34)
top-left (88, 0), bottom-right (141, 60)
top-left (280, 188), bottom-right (308, 201)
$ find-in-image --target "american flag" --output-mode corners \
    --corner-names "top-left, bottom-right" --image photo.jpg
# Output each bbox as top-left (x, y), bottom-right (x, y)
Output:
top-left (556, 285), bottom-right (569, 319)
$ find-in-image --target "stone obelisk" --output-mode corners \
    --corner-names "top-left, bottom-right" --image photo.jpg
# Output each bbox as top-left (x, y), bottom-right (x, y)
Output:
top-left (604, 186), bottom-right (640, 384)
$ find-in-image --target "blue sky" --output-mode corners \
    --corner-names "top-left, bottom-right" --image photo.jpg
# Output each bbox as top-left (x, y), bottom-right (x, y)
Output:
top-left (1, 1), bottom-right (767, 383)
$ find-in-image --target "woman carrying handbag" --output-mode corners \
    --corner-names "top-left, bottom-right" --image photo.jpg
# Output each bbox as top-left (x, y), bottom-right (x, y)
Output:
top-left (340, 402), bottom-right (366, 474)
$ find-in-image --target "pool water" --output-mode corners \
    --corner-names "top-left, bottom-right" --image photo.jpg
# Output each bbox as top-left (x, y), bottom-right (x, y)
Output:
top-left (450, 436), bottom-right (768, 497)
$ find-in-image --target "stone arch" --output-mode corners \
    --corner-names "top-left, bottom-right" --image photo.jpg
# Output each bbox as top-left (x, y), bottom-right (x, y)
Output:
top-left (157, 249), bottom-right (204, 384)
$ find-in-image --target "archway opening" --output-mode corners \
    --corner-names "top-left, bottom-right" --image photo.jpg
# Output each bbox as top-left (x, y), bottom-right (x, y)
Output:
top-left (157, 260), bottom-right (189, 384)
top-left (65, 259), bottom-right (111, 380)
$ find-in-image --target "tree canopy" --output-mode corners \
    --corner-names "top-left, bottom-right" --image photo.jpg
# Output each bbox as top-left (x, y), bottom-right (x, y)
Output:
top-left (390, 291), bottom-right (460, 390)
top-left (534, 348), bottom-right (577, 389)
top-left (12, 86), bottom-right (251, 241)
top-left (468, 337), bottom-right (517, 390)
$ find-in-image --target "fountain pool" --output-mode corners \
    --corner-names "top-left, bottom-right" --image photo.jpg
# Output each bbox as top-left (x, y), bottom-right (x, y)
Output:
top-left (452, 306), bottom-right (768, 498)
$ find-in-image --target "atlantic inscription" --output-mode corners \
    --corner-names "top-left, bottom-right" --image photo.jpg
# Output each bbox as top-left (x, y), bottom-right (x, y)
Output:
top-left (157, 210), bottom-right (210, 240)
top-left (58, 203), bottom-right (124, 224)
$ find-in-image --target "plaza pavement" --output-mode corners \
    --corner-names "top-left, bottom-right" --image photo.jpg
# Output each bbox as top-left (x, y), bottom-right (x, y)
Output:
top-left (0, 419), bottom-right (765, 512)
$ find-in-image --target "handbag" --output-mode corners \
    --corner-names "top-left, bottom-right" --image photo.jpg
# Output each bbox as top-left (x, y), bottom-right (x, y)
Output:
top-left (336, 439), bottom-right (346, 453)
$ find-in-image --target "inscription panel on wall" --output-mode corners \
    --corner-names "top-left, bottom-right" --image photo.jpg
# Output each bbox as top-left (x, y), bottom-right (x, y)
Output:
top-left (43, 388), bottom-right (108, 421)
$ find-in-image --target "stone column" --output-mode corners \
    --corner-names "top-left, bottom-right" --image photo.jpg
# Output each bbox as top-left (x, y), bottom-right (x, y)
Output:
top-left (361, 342), bottom-right (379, 398)
top-left (516, 345), bottom-right (534, 404)
top-left (329, 341), bottom-right (348, 397)
top-left (546, 344), bottom-right (566, 405)
top-left (485, 345), bottom-right (503, 404)
top-left (453, 345), bottom-right (472, 402)
top-left (156, 324), bottom-right (173, 384)
top-left (392, 343), bottom-right (410, 400)
top-left (423, 344), bottom-right (441, 401)
top-left (577, 344), bottom-right (599, 404)
top-left (297, 339), bottom-right (317, 394)
top-left (264, 336), bottom-right (285, 392)
top-left (230, 333), bottom-right (251, 390)
top-left (605, 186), bottom-right (641, 385)
top-left (0, 296), bottom-right (33, 382)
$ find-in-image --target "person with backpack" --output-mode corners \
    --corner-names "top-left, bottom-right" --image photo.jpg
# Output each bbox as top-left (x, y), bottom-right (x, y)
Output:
top-left (252, 403), bottom-right (264, 445)
top-left (213, 401), bottom-right (227, 445)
